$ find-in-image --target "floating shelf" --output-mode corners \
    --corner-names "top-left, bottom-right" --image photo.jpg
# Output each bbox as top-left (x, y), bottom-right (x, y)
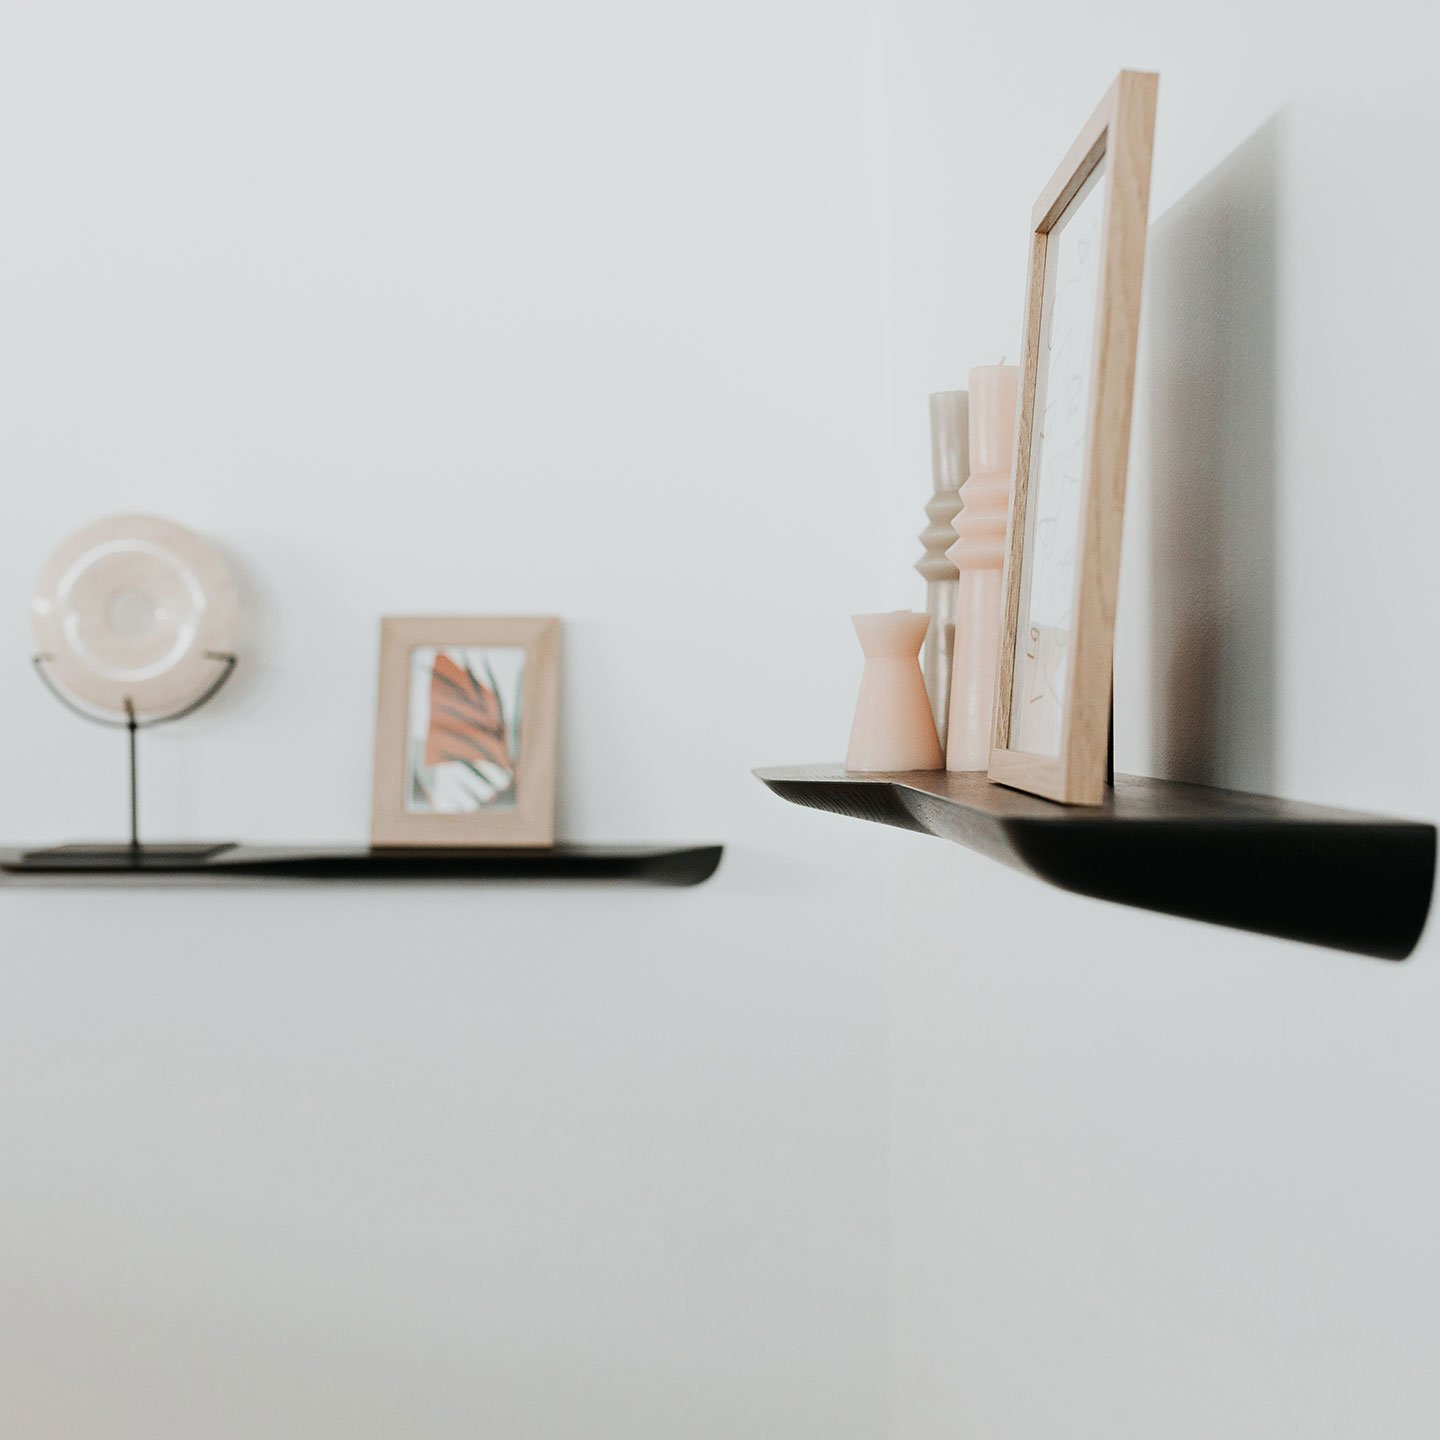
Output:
top-left (0, 843), bottom-right (723, 888)
top-left (756, 765), bottom-right (1434, 960)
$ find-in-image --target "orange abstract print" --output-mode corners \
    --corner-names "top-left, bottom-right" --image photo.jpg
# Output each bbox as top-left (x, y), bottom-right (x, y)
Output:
top-left (405, 644), bottom-right (525, 814)
top-left (424, 653), bottom-right (513, 772)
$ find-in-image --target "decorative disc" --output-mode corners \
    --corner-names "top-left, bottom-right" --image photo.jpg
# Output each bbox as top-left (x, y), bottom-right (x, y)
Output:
top-left (31, 514), bottom-right (237, 719)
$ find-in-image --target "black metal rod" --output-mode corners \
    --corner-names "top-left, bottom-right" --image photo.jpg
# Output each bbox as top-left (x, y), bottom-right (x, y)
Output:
top-left (31, 653), bottom-right (237, 857)
top-left (125, 698), bottom-right (139, 851)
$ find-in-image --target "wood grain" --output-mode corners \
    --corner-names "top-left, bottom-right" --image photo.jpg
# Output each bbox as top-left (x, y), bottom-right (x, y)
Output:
top-left (990, 70), bottom-right (1158, 805)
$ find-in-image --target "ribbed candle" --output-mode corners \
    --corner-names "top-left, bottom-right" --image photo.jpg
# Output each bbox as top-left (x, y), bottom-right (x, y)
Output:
top-left (945, 364), bottom-right (1018, 771)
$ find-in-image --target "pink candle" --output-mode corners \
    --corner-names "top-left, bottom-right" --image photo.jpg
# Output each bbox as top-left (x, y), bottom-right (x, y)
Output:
top-left (846, 612), bottom-right (943, 773)
top-left (945, 364), bottom-right (1019, 771)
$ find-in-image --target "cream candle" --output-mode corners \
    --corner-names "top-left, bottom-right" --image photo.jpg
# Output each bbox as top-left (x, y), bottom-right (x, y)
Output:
top-left (945, 363), bottom-right (1019, 771)
top-left (846, 611), bottom-right (943, 773)
top-left (916, 390), bottom-right (968, 740)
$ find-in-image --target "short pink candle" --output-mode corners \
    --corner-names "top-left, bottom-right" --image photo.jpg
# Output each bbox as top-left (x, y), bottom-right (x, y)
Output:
top-left (846, 611), bottom-right (943, 773)
top-left (946, 363), bottom-right (1019, 771)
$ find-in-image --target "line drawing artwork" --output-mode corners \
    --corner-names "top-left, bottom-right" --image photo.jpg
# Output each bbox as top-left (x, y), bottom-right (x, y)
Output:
top-left (1012, 157), bottom-right (1109, 757)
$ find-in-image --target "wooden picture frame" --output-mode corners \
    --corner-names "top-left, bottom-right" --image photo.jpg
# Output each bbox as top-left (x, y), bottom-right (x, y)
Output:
top-left (988, 70), bottom-right (1158, 805)
top-left (370, 616), bottom-right (561, 848)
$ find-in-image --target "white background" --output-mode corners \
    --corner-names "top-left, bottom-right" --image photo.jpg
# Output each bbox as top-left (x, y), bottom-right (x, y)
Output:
top-left (881, 2), bottom-right (1440, 1437)
top-left (0, 3), bottom-right (891, 1435)
top-left (1, 1), bottom-right (1437, 1437)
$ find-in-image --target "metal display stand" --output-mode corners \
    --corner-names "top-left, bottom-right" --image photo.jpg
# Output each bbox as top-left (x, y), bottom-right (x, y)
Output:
top-left (27, 650), bottom-right (238, 866)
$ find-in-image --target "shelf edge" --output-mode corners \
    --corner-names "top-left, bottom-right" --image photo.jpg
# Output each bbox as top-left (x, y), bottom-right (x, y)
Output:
top-left (757, 768), bottom-right (1435, 960)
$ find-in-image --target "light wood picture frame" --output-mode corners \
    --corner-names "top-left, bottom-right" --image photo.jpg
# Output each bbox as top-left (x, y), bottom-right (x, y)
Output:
top-left (988, 70), bottom-right (1158, 806)
top-left (370, 616), bottom-right (561, 848)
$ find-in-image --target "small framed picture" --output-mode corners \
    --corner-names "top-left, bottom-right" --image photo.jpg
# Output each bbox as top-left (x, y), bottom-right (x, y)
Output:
top-left (370, 616), bottom-right (561, 848)
top-left (989, 71), bottom-right (1158, 805)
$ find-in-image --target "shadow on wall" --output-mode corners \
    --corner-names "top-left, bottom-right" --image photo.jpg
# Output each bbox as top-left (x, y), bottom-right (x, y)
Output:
top-left (1142, 114), bottom-right (1280, 793)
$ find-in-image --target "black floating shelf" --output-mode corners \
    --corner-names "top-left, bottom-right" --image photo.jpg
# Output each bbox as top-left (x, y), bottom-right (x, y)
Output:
top-left (756, 765), bottom-right (1435, 961)
top-left (0, 843), bottom-right (723, 888)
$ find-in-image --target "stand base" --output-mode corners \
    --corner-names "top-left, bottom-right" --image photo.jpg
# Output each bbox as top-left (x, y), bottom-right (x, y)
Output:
top-left (20, 842), bottom-right (237, 869)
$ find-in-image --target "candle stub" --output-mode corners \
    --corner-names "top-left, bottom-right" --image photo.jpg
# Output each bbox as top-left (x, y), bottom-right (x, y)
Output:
top-left (846, 611), bottom-right (943, 773)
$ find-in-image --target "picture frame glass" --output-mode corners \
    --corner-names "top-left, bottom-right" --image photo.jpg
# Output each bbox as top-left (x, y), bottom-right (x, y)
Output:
top-left (1009, 156), bottom-right (1109, 757)
top-left (404, 644), bottom-right (527, 814)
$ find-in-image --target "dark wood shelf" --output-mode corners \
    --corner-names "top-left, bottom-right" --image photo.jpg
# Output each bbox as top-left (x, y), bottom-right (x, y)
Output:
top-left (0, 843), bottom-right (723, 888)
top-left (756, 765), bottom-right (1434, 960)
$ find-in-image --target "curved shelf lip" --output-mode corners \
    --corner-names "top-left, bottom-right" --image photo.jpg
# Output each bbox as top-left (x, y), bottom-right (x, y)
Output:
top-left (756, 765), bottom-right (1435, 961)
top-left (0, 843), bottom-right (724, 888)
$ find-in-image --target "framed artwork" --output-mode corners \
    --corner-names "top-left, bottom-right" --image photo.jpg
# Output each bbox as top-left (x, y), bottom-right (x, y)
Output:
top-left (988, 70), bottom-right (1158, 805)
top-left (370, 616), bottom-right (561, 847)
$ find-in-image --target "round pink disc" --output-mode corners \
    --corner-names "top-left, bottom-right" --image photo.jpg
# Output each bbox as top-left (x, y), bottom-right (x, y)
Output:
top-left (31, 514), bottom-right (237, 719)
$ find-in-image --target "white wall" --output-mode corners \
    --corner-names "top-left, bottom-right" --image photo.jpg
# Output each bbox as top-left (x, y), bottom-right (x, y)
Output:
top-left (4, 2), bottom-right (1438, 1436)
top-left (0, 4), bottom-right (894, 1436)
top-left (882, 2), bottom-right (1440, 1437)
